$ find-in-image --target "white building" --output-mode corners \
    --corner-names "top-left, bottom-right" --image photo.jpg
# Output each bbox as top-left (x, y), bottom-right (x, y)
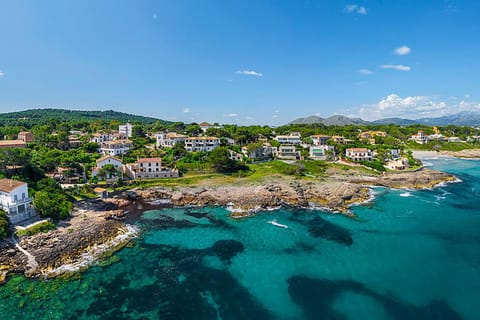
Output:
top-left (185, 136), bottom-right (220, 152)
top-left (411, 130), bottom-right (427, 144)
top-left (228, 150), bottom-right (244, 162)
top-left (156, 132), bottom-right (187, 148)
top-left (119, 123), bottom-right (134, 137)
top-left (241, 145), bottom-right (274, 161)
top-left (310, 135), bottom-right (331, 146)
top-left (274, 132), bottom-right (302, 145)
top-left (199, 122), bottom-right (213, 133)
top-left (124, 158), bottom-right (179, 179)
top-left (346, 148), bottom-right (373, 162)
top-left (309, 145), bottom-right (335, 160)
top-left (0, 179), bottom-right (35, 224)
top-left (274, 145), bottom-right (301, 160)
top-left (385, 158), bottom-right (409, 171)
top-left (99, 139), bottom-right (132, 156)
top-left (92, 155), bottom-right (124, 179)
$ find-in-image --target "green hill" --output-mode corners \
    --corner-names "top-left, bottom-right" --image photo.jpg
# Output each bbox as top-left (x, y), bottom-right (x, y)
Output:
top-left (0, 108), bottom-right (171, 127)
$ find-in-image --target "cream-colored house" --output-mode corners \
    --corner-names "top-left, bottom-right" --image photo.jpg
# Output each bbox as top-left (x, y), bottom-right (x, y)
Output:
top-left (124, 158), bottom-right (179, 179)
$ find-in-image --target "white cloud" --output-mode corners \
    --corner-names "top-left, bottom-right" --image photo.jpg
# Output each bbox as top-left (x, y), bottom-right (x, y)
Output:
top-left (380, 64), bottom-right (411, 71)
top-left (358, 93), bottom-right (480, 120)
top-left (183, 107), bottom-right (190, 113)
top-left (394, 45), bottom-right (411, 55)
top-left (357, 7), bottom-right (367, 15)
top-left (273, 114), bottom-right (279, 118)
top-left (345, 4), bottom-right (367, 15)
top-left (225, 113), bottom-right (238, 117)
top-left (235, 70), bottom-right (263, 77)
top-left (153, 14), bottom-right (157, 20)
top-left (465, 93), bottom-right (471, 99)
top-left (0, 70), bottom-right (4, 77)
top-left (359, 68), bottom-right (373, 75)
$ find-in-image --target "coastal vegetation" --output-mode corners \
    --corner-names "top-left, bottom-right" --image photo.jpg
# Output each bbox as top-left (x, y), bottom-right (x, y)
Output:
top-left (0, 210), bottom-right (9, 239)
top-left (17, 221), bottom-right (56, 236)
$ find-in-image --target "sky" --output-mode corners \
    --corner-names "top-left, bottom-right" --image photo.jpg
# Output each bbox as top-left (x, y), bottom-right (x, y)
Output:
top-left (0, 0), bottom-right (480, 125)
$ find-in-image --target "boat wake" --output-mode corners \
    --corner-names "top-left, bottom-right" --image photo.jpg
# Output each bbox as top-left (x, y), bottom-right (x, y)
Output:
top-left (267, 220), bottom-right (289, 229)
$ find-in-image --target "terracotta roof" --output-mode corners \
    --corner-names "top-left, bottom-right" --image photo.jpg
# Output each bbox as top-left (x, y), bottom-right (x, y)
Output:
top-left (347, 148), bottom-right (369, 152)
top-left (199, 122), bottom-right (211, 127)
top-left (0, 140), bottom-right (26, 147)
top-left (310, 135), bottom-right (331, 138)
top-left (93, 187), bottom-right (107, 193)
top-left (166, 132), bottom-right (187, 138)
top-left (0, 178), bottom-right (26, 193)
top-left (186, 136), bottom-right (220, 140)
top-left (96, 155), bottom-right (123, 164)
top-left (136, 158), bottom-right (162, 163)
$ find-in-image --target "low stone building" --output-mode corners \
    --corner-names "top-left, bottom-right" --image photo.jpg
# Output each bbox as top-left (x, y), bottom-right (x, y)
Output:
top-left (18, 131), bottom-right (35, 143)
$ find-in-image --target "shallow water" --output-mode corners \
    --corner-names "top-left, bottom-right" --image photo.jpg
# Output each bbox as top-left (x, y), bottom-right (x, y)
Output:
top-left (1, 158), bottom-right (479, 319)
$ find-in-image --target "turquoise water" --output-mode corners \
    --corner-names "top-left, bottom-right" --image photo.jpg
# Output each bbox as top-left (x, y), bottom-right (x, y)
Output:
top-left (1, 158), bottom-right (479, 319)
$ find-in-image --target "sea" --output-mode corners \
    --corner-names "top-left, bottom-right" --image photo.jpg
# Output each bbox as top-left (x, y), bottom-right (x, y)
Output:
top-left (0, 157), bottom-right (479, 320)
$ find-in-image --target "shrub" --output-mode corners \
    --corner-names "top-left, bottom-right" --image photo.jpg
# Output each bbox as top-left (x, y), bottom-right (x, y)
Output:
top-left (17, 221), bottom-right (56, 236)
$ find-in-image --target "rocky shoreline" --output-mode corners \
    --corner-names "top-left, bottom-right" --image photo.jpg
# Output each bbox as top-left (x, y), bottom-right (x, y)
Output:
top-left (0, 167), bottom-right (455, 283)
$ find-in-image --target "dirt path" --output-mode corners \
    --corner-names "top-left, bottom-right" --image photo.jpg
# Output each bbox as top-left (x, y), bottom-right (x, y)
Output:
top-left (11, 234), bottom-right (38, 275)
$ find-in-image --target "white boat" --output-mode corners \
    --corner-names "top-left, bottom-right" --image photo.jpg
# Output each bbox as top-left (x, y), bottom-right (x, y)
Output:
top-left (268, 220), bottom-right (288, 229)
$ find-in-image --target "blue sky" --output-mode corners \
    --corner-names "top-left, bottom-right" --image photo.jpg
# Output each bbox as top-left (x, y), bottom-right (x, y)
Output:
top-left (0, 0), bottom-right (479, 124)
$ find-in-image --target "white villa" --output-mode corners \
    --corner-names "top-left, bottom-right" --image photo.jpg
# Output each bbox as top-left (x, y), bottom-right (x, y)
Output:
top-left (346, 148), bottom-right (373, 162)
top-left (411, 130), bottom-right (427, 144)
top-left (156, 132), bottom-right (187, 148)
top-left (274, 132), bottom-right (302, 145)
top-left (99, 139), bottom-right (132, 156)
top-left (310, 135), bottom-right (331, 146)
top-left (309, 145), bottom-right (335, 160)
top-left (185, 136), bottom-right (220, 152)
top-left (0, 178), bottom-right (35, 224)
top-left (124, 158), bottom-right (179, 179)
top-left (92, 155), bottom-right (124, 179)
top-left (274, 145), bottom-right (301, 160)
top-left (241, 144), bottom-right (274, 161)
top-left (119, 123), bottom-right (133, 137)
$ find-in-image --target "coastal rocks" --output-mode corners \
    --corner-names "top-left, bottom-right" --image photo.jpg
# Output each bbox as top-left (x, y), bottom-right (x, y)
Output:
top-left (440, 148), bottom-right (480, 158)
top-left (132, 181), bottom-right (370, 217)
top-left (372, 168), bottom-right (455, 189)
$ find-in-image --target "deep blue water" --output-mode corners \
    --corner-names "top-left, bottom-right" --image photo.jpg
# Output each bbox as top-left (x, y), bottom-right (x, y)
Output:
top-left (0, 157), bottom-right (479, 319)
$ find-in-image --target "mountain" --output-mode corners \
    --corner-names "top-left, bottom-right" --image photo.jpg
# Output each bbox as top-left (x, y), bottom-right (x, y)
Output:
top-left (290, 115), bottom-right (368, 126)
top-left (371, 118), bottom-right (418, 125)
top-left (0, 108), bottom-right (171, 126)
top-left (291, 111), bottom-right (480, 127)
top-left (321, 115), bottom-right (369, 126)
top-left (289, 115), bottom-right (324, 124)
top-left (417, 111), bottom-right (480, 126)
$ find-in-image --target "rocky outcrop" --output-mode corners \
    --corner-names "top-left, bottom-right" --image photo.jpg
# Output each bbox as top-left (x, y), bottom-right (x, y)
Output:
top-left (135, 180), bottom-right (370, 217)
top-left (440, 149), bottom-right (480, 159)
top-left (352, 168), bottom-right (456, 189)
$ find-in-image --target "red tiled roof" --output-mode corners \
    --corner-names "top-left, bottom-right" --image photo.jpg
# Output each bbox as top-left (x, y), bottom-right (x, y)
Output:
top-left (136, 158), bottom-right (162, 163)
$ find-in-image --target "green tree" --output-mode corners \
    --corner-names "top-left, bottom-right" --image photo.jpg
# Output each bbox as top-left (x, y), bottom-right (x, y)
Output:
top-left (0, 210), bottom-right (9, 239)
top-left (33, 190), bottom-right (73, 220)
top-left (208, 147), bottom-right (246, 173)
